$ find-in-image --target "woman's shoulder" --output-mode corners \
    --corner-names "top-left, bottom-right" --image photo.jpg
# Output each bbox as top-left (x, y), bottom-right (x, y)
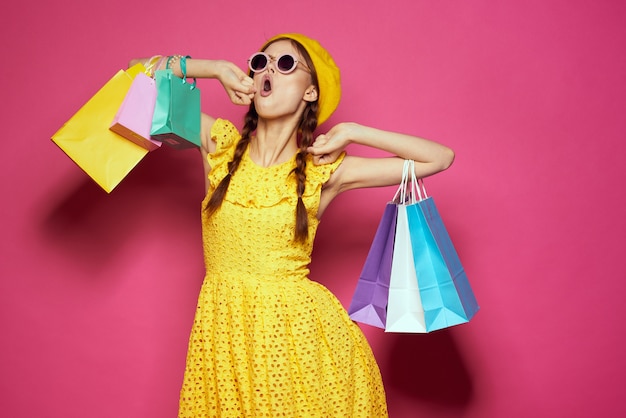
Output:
top-left (210, 118), bottom-right (241, 150)
top-left (304, 151), bottom-right (346, 187)
top-left (206, 118), bottom-right (241, 178)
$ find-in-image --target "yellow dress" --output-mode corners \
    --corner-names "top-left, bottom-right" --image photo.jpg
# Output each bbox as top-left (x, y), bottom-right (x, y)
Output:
top-left (178, 119), bottom-right (388, 418)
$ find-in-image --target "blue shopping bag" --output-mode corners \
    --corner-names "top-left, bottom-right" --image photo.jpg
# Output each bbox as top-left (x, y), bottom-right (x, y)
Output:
top-left (406, 176), bottom-right (479, 332)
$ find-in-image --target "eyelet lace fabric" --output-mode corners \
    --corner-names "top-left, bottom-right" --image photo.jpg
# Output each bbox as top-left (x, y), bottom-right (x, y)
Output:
top-left (178, 119), bottom-right (388, 417)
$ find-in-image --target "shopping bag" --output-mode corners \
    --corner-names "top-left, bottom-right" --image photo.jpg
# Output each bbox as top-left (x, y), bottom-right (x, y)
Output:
top-left (150, 64), bottom-right (201, 149)
top-left (110, 71), bottom-right (161, 151)
top-left (385, 204), bottom-right (428, 332)
top-left (406, 179), bottom-right (479, 332)
top-left (52, 64), bottom-right (150, 193)
top-left (348, 203), bottom-right (398, 328)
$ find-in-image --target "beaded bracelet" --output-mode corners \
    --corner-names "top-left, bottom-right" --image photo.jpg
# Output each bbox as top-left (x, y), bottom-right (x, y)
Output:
top-left (166, 55), bottom-right (183, 70)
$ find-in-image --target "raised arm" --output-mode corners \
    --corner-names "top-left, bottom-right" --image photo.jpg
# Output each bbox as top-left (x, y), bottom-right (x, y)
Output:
top-left (309, 122), bottom-right (455, 196)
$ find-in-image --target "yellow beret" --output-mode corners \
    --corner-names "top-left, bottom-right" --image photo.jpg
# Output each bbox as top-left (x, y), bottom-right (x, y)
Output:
top-left (262, 33), bottom-right (341, 126)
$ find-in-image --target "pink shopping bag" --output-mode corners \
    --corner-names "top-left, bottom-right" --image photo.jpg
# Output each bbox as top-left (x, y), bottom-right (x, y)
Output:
top-left (110, 71), bottom-right (161, 151)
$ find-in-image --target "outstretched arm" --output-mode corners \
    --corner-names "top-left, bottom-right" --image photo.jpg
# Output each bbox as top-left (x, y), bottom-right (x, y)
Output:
top-left (129, 55), bottom-right (256, 160)
top-left (129, 56), bottom-right (256, 108)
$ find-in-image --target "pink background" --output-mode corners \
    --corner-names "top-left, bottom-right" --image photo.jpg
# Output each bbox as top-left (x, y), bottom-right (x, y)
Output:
top-left (1, 1), bottom-right (625, 417)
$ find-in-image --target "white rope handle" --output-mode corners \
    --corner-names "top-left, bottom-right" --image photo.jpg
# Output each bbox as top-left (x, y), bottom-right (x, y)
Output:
top-left (392, 159), bottom-right (411, 204)
top-left (407, 160), bottom-right (424, 203)
top-left (400, 160), bottom-right (431, 203)
top-left (418, 178), bottom-right (429, 200)
top-left (393, 160), bottom-right (430, 204)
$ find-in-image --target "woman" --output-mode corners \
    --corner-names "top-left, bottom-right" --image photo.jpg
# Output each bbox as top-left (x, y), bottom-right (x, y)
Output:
top-left (134, 33), bottom-right (454, 417)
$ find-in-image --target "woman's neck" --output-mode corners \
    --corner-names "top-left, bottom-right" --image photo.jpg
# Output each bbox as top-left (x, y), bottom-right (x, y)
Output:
top-left (250, 119), bottom-right (300, 167)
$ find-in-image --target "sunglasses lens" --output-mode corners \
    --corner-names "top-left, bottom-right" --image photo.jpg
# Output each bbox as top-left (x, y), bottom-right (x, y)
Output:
top-left (277, 55), bottom-right (296, 73)
top-left (250, 53), bottom-right (268, 71)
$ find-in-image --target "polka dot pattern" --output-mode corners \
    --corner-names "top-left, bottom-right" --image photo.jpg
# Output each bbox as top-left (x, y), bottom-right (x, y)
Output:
top-left (178, 119), bottom-right (388, 417)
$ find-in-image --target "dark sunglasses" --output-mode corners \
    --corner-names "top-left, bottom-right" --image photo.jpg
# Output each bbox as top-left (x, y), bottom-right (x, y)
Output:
top-left (248, 52), bottom-right (306, 74)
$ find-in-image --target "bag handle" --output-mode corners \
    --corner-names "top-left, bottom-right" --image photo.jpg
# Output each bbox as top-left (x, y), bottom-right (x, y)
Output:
top-left (408, 160), bottom-right (419, 202)
top-left (392, 160), bottom-right (430, 204)
top-left (411, 164), bottom-right (429, 201)
top-left (179, 56), bottom-right (197, 90)
top-left (144, 55), bottom-right (162, 77)
top-left (393, 160), bottom-right (418, 204)
top-left (418, 177), bottom-right (428, 200)
top-left (392, 160), bottom-right (408, 203)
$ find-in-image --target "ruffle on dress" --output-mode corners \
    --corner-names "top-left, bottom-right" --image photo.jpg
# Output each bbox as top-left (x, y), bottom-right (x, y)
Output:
top-left (206, 119), bottom-right (345, 210)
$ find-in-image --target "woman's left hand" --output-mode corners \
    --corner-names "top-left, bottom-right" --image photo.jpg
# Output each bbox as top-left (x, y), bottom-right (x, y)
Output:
top-left (307, 122), bottom-right (358, 165)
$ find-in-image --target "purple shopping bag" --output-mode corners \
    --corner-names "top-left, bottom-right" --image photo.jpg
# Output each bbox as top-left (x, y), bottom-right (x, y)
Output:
top-left (110, 71), bottom-right (161, 151)
top-left (348, 203), bottom-right (398, 328)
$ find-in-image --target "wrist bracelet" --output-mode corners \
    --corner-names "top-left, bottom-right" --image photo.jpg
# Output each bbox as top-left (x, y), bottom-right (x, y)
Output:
top-left (180, 55), bottom-right (191, 78)
top-left (179, 56), bottom-right (196, 89)
top-left (166, 55), bottom-right (183, 70)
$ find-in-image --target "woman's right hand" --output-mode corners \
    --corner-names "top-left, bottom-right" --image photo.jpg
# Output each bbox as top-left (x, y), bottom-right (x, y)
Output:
top-left (215, 60), bottom-right (256, 106)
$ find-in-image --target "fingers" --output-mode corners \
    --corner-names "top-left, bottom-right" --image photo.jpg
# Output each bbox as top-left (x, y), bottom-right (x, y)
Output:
top-left (231, 92), bottom-right (253, 106)
top-left (229, 75), bottom-right (256, 105)
top-left (233, 89), bottom-right (255, 105)
top-left (241, 76), bottom-right (254, 88)
top-left (306, 132), bottom-right (346, 165)
top-left (307, 134), bottom-right (331, 155)
top-left (305, 134), bottom-right (331, 165)
top-left (238, 76), bottom-right (255, 93)
top-left (311, 153), bottom-right (337, 166)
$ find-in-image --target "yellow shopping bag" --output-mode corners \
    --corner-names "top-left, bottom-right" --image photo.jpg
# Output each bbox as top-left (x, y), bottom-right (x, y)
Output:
top-left (52, 64), bottom-right (150, 193)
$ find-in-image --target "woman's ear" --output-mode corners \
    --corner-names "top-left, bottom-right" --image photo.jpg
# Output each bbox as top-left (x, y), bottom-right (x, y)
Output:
top-left (303, 85), bottom-right (318, 102)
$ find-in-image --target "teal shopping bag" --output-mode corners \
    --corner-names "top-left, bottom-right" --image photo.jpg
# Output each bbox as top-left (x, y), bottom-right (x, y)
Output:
top-left (150, 67), bottom-right (201, 149)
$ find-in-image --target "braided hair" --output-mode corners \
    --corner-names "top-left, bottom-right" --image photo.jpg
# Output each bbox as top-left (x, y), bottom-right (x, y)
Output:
top-left (204, 39), bottom-right (320, 243)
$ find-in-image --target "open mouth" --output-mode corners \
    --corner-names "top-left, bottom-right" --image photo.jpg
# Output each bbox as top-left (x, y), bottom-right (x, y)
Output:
top-left (260, 75), bottom-right (272, 97)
